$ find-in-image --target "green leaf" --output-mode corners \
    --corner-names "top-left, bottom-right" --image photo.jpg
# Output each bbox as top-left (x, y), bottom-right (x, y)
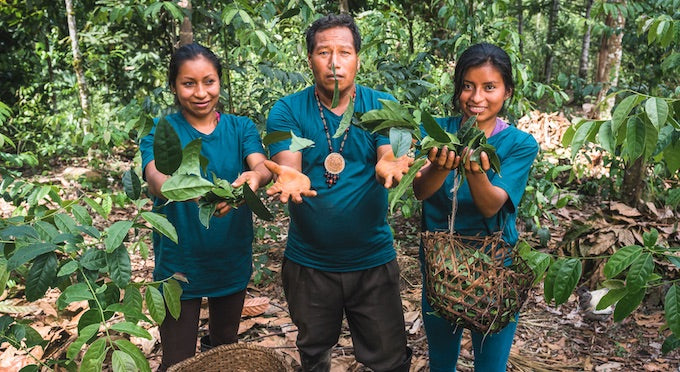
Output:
top-left (643, 229), bottom-right (659, 247)
top-left (389, 128), bottom-right (413, 157)
top-left (552, 258), bottom-right (582, 305)
top-left (521, 250), bottom-right (552, 284)
top-left (176, 139), bottom-right (203, 176)
top-left (113, 339), bottom-right (151, 372)
top-left (71, 204), bottom-right (92, 226)
top-left (105, 221), bottom-right (133, 253)
top-left (112, 350), bottom-right (139, 372)
top-left (663, 141), bottom-right (680, 173)
top-left (198, 203), bottom-right (217, 228)
top-left (161, 174), bottom-right (214, 201)
top-left (54, 213), bottom-right (79, 234)
top-left (80, 248), bottom-right (106, 271)
top-left (645, 97), bottom-right (669, 129)
top-left (421, 111), bottom-right (451, 143)
top-left (662, 334), bottom-right (680, 354)
top-left (153, 117), bottom-right (182, 175)
top-left (7, 242), bottom-right (58, 271)
top-left (0, 225), bottom-right (39, 240)
top-left (602, 279), bottom-right (626, 289)
top-left (263, 131), bottom-right (292, 147)
top-left (625, 116), bottom-right (645, 162)
top-left (289, 131), bottom-right (315, 152)
top-left (387, 157), bottom-right (427, 214)
top-left (665, 284), bottom-right (680, 337)
top-left (333, 96), bottom-right (354, 138)
top-left (140, 212), bottom-right (178, 244)
top-left (80, 337), bottom-right (108, 372)
top-left (612, 94), bottom-right (640, 134)
top-left (110, 321), bottom-right (152, 339)
top-left (144, 286), bottom-right (165, 324)
top-left (331, 64), bottom-right (339, 108)
top-left (613, 287), bottom-right (645, 322)
top-left (544, 259), bottom-right (561, 303)
top-left (597, 120), bottom-right (615, 153)
top-left (33, 221), bottom-right (59, 241)
top-left (570, 121), bottom-right (596, 160)
top-left (123, 286), bottom-right (147, 324)
top-left (596, 287), bottom-right (627, 310)
top-left (625, 253), bottom-right (654, 292)
top-left (84, 197), bottom-right (108, 219)
top-left (107, 246), bottom-right (132, 289)
top-left (67, 323), bottom-right (100, 360)
top-left (25, 253), bottom-right (57, 301)
top-left (122, 170), bottom-right (142, 200)
top-left (163, 279), bottom-right (183, 321)
top-left (57, 283), bottom-right (94, 310)
top-left (57, 260), bottom-right (79, 277)
top-left (242, 185), bottom-right (273, 221)
top-left (604, 245), bottom-right (642, 279)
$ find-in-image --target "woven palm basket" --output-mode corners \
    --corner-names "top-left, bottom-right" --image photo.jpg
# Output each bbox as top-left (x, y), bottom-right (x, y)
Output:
top-left (167, 343), bottom-right (293, 372)
top-left (422, 231), bottom-right (535, 334)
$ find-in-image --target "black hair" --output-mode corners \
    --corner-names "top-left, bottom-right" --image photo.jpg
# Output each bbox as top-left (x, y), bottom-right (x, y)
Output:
top-left (452, 43), bottom-right (514, 110)
top-left (305, 13), bottom-right (361, 54)
top-left (168, 43), bottom-right (222, 89)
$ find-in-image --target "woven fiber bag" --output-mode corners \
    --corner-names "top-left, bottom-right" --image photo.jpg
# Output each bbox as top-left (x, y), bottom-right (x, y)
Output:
top-left (167, 343), bottom-right (293, 372)
top-left (421, 231), bottom-right (534, 334)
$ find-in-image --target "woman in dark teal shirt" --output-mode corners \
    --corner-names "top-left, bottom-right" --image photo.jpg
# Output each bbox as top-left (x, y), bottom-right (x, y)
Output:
top-left (139, 43), bottom-right (271, 371)
top-left (413, 43), bottom-right (539, 371)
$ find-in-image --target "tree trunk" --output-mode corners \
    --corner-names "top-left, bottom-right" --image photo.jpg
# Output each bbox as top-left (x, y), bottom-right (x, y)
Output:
top-left (339, 0), bottom-right (349, 13)
top-left (578, 0), bottom-right (594, 80)
top-left (64, 0), bottom-right (90, 126)
top-left (594, 0), bottom-right (625, 120)
top-left (221, 30), bottom-right (234, 114)
top-left (517, 0), bottom-right (524, 56)
top-left (621, 156), bottom-right (644, 208)
top-left (45, 33), bottom-right (57, 112)
top-left (543, 0), bottom-right (560, 83)
top-left (178, 0), bottom-right (193, 46)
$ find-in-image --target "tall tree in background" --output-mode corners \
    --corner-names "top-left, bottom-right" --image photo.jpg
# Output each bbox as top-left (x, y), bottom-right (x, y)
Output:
top-left (179, 0), bottom-right (193, 46)
top-left (578, 0), bottom-right (594, 80)
top-left (340, 0), bottom-right (349, 13)
top-left (543, 0), bottom-right (560, 82)
top-left (64, 0), bottom-right (90, 126)
top-left (594, 0), bottom-right (625, 120)
top-left (517, 0), bottom-right (524, 55)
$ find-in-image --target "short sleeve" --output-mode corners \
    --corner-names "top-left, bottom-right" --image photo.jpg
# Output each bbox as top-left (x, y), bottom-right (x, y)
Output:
top-left (492, 133), bottom-right (539, 211)
top-left (266, 100), bottom-right (300, 157)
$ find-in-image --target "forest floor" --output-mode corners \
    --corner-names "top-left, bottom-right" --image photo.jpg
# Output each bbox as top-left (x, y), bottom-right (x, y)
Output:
top-left (1, 111), bottom-right (680, 371)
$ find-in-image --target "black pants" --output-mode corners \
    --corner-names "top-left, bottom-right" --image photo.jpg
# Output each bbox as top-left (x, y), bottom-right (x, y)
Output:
top-left (158, 289), bottom-right (246, 371)
top-left (282, 258), bottom-right (411, 372)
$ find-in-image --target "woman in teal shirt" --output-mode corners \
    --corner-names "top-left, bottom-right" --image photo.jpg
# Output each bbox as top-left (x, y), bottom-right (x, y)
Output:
top-left (139, 43), bottom-right (271, 371)
top-left (413, 43), bottom-right (539, 371)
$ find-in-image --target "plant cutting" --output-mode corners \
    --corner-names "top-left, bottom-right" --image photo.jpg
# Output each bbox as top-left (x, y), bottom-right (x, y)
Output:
top-left (153, 117), bottom-right (273, 228)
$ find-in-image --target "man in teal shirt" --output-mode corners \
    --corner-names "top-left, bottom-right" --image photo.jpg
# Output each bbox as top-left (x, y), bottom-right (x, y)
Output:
top-left (265, 13), bottom-right (412, 372)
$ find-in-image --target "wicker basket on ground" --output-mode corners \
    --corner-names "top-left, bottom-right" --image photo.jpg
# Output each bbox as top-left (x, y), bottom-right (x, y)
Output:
top-left (421, 231), bottom-right (535, 334)
top-left (167, 342), bottom-right (293, 372)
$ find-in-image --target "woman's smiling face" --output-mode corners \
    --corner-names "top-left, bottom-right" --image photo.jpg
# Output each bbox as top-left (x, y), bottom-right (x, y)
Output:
top-left (458, 62), bottom-right (512, 131)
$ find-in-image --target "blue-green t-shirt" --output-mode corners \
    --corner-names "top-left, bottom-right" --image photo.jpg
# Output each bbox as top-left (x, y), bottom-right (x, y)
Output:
top-left (139, 112), bottom-right (265, 299)
top-left (266, 85), bottom-right (395, 272)
top-left (421, 116), bottom-right (539, 246)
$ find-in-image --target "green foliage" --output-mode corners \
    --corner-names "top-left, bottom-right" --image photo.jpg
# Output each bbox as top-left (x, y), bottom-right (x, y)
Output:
top-left (0, 176), bottom-right (181, 370)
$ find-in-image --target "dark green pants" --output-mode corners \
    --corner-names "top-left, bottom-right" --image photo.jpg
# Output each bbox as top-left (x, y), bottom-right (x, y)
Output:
top-left (282, 258), bottom-right (411, 372)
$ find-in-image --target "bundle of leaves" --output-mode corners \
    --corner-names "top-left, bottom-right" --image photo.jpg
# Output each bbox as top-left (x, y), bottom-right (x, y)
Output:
top-left (345, 99), bottom-right (501, 212)
top-left (153, 117), bottom-right (273, 228)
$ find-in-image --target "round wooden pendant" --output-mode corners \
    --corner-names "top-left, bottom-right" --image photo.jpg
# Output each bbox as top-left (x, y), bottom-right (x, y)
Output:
top-left (324, 152), bottom-right (346, 175)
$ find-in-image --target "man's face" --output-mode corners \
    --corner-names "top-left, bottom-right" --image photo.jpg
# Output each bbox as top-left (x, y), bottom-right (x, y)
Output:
top-left (308, 26), bottom-right (360, 99)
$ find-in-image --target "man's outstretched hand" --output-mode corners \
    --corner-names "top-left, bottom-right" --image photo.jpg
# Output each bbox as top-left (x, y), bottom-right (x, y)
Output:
top-left (264, 160), bottom-right (317, 203)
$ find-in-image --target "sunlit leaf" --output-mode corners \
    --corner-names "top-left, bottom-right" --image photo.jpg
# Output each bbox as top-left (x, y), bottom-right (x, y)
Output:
top-left (105, 221), bottom-right (133, 253)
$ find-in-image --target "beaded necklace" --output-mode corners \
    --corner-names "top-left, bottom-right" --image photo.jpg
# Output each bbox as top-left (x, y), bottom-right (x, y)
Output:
top-left (314, 86), bottom-right (356, 187)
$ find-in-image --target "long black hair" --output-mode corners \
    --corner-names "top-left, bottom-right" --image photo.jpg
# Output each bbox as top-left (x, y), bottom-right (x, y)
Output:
top-left (453, 43), bottom-right (514, 110)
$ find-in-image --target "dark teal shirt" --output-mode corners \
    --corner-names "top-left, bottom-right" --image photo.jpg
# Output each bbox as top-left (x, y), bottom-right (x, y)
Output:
top-left (139, 112), bottom-right (265, 299)
top-left (266, 85), bottom-right (396, 271)
top-left (421, 116), bottom-right (539, 246)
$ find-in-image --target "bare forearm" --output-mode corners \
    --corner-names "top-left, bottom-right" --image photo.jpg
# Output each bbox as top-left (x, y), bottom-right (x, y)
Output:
top-left (413, 164), bottom-right (450, 200)
top-left (144, 161), bottom-right (168, 198)
top-left (466, 172), bottom-right (508, 217)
